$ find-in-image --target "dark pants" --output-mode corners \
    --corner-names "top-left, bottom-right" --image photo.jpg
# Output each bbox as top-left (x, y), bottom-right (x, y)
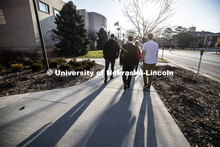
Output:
top-left (122, 65), bottom-right (134, 86)
top-left (104, 59), bottom-right (115, 79)
top-left (135, 60), bottom-right (140, 71)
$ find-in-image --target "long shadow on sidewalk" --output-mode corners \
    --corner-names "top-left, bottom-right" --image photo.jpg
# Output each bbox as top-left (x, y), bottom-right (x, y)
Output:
top-left (17, 84), bottom-right (107, 147)
top-left (134, 91), bottom-right (157, 147)
top-left (85, 79), bottom-right (136, 147)
top-left (146, 91), bottom-right (157, 147)
top-left (0, 85), bottom-right (97, 132)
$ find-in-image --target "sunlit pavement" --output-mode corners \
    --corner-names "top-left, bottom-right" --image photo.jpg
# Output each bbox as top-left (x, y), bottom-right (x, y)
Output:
top-left (0, 59), bottom-right (190, 147)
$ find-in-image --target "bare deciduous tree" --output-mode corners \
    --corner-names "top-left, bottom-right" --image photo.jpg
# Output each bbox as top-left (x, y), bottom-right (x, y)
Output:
top-left (126, 29), bottom-right (138, 38)
top-left (122, 0), bottom-right (175, 40)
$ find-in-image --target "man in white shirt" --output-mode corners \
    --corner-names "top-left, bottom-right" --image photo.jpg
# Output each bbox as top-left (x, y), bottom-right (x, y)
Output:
top-left (142, 33), bottom-right (159, 90)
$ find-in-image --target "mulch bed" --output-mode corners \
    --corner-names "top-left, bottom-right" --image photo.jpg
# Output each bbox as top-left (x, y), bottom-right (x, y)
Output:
top-left (152, 65), bottom-right (220, 147)
top-left (0, 64), bottom-right (103, 97)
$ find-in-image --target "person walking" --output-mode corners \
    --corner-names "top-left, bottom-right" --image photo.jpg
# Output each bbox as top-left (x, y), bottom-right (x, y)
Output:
top-left (134, 40), bottom-right (142, 71)
top-left (120, 36), bottom-right (138, 90)
top-left (142, 33), bottom-right (159, 90)
top-left (103, 34), bottom-right (120, 83)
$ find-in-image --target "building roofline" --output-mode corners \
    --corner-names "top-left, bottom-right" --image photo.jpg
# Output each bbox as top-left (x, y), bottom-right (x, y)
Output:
top-left (190, 31), bottom-right (215, 34)
top-left (89, 12), bottom-right (106, 20)
top-left (78, 9), bottom-right (106, 20)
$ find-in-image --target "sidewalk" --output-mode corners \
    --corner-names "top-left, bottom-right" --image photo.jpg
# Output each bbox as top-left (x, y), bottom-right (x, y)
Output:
top-left (0, 61), bottom-right (190, 147)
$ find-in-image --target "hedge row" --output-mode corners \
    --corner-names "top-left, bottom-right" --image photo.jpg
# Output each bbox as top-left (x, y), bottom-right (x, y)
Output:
top-left (60, 59), bottom-right (95, 71)
top-left (1, 58), bottom-right (96, 73)
top-left (5, 60), bottom-right (44, 72)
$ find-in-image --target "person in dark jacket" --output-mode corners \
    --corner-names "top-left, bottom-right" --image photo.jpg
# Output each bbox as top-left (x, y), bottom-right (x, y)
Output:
top-left (120, 36), bottom-right (138, 90)
top-left (103, 34), bottom-right (120, 83)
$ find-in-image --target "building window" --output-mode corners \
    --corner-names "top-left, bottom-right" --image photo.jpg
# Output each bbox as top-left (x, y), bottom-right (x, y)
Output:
top-left (0, 9), bottom-right (6, 25)
top-left (39, 1), bottom-right (49, 13)
top-left (54, 8), bottom-right (60, 16)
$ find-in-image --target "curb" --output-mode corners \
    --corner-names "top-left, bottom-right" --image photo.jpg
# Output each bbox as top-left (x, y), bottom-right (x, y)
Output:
top-left (157, 61), bottom-right (220, 83)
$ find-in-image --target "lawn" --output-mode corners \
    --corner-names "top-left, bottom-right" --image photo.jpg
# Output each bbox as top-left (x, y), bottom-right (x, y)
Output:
top-left (79, 50), bottom-right (103, 58)
top-left (157, 57), bottom-right (168, 62)
top-left (78, 50), bottom-right (169, 63)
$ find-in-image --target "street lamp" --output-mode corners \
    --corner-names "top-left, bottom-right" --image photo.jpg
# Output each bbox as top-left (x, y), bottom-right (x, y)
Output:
top-left (33, 0), bottom-right (49, 70)
top-left (117, 27), bottom-right (120, 44)
top-left (197, 49), bottom-right (204, 74)
top-left (162, 47), bottom-right (165, 59)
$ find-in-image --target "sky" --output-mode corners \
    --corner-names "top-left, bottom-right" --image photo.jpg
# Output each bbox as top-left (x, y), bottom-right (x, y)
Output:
top-left (63, 0), bottom-right (220, 35)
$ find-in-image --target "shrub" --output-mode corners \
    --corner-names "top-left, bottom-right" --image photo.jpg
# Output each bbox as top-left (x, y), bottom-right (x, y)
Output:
top-left (31, 60), bottom-right (42, 64)
top-left (10, 64), bottom-right (24, 72)
top-left (81, 59), bottom-right (95, 70)
top-left (23, 60), bottom-right (41, 66)
top-left (0, 64), bottom-right (3, 72)
top-left (55, 57), bottom-right (67, 65)
top-left (74, 61), bottom-right (83, 67)
top-left (69, 59), bottom-right (83, 68)
top-left (49, 61), bottom-right (59, 68)
top-left (86, 59), bottom-right (95, 67)
top-left (23, 60), bottom-right (33, 66)
top-left (92, 60), bottom-right (95, 65)
top-left (81, 60), bottom-right (87, 65)
top-left (84, 64), bottom-right (91, 70)
top-left (23, 60), bottom-right (42, 69)
top-left (59, 63), bottom-right (72, 71)
top-left (31, 62), bottom-right (43, 72)
top-left (74, 66), bottom-right (85, 71)
top-left (69, 59), bottom-right (77, 65)
top-left (9, 60), bottom-right (19, 65)
top-left (7, 60), bottom-right (19, 68)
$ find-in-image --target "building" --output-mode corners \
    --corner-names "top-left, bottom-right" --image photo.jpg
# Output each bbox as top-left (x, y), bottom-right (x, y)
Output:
top-left (79, 9), bottom-right (107, 49)
top-left (0, 0), bottom-right (65, 51)
top-left (0, 1), bottom-right (108, 51)
top-left (189, 31), bottom-right (220, 48)
top-left (157, 27), bottom-right (220, 48)
top-left (79, 9), bottom-right (107, 33)
top-left (188, 26), bottom-right (196, 32)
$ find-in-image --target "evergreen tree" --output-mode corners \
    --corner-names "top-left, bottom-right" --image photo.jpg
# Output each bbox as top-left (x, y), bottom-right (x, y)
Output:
top-left (173, 26), bottom-right (191, 48)
top-left (96, 28), bottom-right (108, 50)
top-left (88, 31), bottom-right (98, 50)
top-left (52, 1), bottom-right (90, 56)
